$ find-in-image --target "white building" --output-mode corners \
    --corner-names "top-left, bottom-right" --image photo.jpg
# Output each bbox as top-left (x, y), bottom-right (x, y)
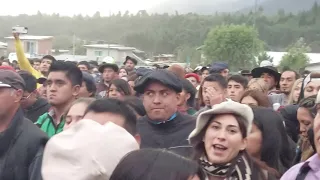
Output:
top-left (84, 44), bottom-right (136, 65)
top-left (265, 51), bottom-right (320, 72)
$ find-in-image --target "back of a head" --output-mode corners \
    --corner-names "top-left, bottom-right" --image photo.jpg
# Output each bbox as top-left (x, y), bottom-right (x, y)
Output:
top-left (123, 96), bottom-right (146, 117)
top-left (82, 72), bottom-right (97, 95)
top-left (42, 120), bottom-right (139, 180)
top-left (240, 90), bottom-right (271, 107)
top-left (167, 64), bottom-right (185, 79)
top-left (181, 79), bottom-right (196, 106)
top-left (18, 71), bottom-right (37, 93)
top-left (49, 61), bottom-right (83, 86)
top-left (110, 149), bottom-right (202, 180)
top-left (84, 98), bottom-right (137, 135)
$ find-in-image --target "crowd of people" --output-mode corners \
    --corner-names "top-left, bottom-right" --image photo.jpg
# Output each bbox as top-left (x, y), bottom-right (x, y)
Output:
top-left (0, 33), bottom-right (320, 180)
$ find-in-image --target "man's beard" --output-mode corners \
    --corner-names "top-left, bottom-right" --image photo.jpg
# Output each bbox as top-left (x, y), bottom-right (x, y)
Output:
top-left (281, 89), bottom-right (290, 95)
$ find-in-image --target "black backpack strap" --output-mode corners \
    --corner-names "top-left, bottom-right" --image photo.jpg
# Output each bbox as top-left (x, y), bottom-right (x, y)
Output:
top-left (296, 162), bottom-right (311, 180)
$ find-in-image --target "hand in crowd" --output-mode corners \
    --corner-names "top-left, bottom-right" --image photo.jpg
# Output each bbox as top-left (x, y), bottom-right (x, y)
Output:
top-left (205, 87), bottom-right (224, 106)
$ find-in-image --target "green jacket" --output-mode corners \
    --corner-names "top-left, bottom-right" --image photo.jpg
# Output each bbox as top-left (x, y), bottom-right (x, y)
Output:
top-left (35, 110), bottom-right (65, 138)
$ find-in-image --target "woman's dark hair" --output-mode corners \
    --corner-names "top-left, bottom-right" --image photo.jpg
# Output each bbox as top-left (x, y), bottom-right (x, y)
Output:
top-left (123, 96), bottom-right (146, 117)
top-left (240, 90), bottom-right (271, 107)
top-left (110, 149), bottom-right (204, 180)
top-left (298, 95), bottom-right (317, 118)
top-left (198, 74), bottom-right (227, 107)
top-left (109, 79), bottom-right (132, 96)
top-left (251, 107), bottom-right (294, 175)
top-left (119, 66), bottom-right (128, 74)
top-left (181, 79), bottom-right (196, 107)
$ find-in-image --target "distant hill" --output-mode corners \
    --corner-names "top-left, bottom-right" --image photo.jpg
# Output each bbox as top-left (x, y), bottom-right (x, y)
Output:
top-left (150, 0), bottom-right (320, 15)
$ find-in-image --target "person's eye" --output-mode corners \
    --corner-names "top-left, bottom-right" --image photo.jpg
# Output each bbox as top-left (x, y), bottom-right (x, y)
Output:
top-left (228, 129), bottom-right (238, 134)
top-left (211, 125), bottom-right (219, 130)
top-left (306, 88), bottom-right (313, 92)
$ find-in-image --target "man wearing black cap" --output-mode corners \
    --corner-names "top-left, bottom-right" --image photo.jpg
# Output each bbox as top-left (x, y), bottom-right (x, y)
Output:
top-left (134, 69), bottom-right (196, 151)
top-left (0, 70), bottom-right (48, 180)
top-left (209, 62), bottom-right (229, 78)
top-left (97, 61), bottom-right (119, 97)
top-left (124, 56), bottom-right (137, 73)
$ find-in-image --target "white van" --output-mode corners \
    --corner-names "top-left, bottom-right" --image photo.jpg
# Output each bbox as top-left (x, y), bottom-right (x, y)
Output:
top-left (8, 52), bottom-right (31, 64)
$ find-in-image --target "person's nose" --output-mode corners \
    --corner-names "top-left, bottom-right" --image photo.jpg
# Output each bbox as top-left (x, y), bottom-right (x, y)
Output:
top-left (153, 94), bottom-right (161, 104)
top-left (216, 129), bottom-right (227, 140)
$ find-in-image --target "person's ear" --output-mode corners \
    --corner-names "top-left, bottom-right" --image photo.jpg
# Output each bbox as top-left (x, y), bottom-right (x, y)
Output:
top-left (186, 93), bottom-right (191, 101)
top-left (14, 89), bottom-right (23, 103)
top-left (239, 138), bottom-right (247, 151)
top-left (72, 85), bottom-right (81, 97)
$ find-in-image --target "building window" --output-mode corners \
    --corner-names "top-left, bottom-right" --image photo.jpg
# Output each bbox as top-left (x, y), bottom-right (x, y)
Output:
top-left (25, 41), bottom-right (36, 55)
top-left (94, 50), bottom-right (102, 57)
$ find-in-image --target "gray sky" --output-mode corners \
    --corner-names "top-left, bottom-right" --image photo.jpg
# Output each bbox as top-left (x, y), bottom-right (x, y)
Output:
top-left (1, 0), bottom-right (167, 16)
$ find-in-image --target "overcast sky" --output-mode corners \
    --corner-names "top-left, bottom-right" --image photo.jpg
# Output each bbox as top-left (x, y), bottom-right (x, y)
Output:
top-left (1, 0), bottom-right (167, 16)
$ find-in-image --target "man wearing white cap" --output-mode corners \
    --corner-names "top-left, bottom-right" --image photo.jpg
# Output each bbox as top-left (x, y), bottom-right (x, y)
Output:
top-left (42, 120), bottom-right (139, 180)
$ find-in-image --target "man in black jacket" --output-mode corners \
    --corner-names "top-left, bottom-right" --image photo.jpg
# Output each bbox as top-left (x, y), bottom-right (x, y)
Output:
top-left (19, 71), bottom-right (51, 122)
top-left (0, 70), bottom-right (48, 180)
top-left (134, 69), bottom-right (196, 153)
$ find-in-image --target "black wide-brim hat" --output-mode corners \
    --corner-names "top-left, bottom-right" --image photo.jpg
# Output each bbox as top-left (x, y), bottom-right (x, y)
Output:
top-left (251, 66), bottom-right (281, 86)
top-left (98, 63), bottom-right (119, 73)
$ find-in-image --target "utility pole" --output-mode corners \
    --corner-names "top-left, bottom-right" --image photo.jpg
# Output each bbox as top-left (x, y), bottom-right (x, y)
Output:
top-left (108, 10), bottom-right (111, 56)
top-left (72, 34), bottom-right (76, 57)
top-left (252, 0), bottom-right (258, 68)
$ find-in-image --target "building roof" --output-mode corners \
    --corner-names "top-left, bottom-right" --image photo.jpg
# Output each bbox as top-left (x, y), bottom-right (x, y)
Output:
top-left (265, 51), bottom-right (320, 66)
top-left (83, 44), bottom-right (136, 50)
top-left (4, 35), bottom-right (53, 40)
top-left (53, 55), bottom-right (89, 62)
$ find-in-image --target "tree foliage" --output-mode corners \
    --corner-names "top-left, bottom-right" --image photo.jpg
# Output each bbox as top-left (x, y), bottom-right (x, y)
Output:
top-left (257, 51), bottom-right (274, 65)
top-left (1, 3), bottom-right (320, 62)
top-left (203, 24), bottom-right (263, 70)
top-left (279, 38), bottom-right (311, 71)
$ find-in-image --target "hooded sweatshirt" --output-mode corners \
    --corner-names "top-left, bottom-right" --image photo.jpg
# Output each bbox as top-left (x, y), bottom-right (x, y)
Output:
top-left (24, 98), bottom-right (51, 123)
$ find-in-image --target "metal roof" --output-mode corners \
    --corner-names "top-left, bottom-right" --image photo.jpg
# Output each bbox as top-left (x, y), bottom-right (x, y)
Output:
top-left (83, 44), bottom-right (136, 50)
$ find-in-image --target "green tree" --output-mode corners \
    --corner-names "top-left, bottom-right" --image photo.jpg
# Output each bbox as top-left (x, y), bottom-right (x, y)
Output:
top-left (203, 24), bottom-right (264, 70)
top-left (257, 51), bottom-right (273, 65)
top-left (279, 37), bottom-right (311, 71)
top-left (174, 45), bottom-right (201, 68)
